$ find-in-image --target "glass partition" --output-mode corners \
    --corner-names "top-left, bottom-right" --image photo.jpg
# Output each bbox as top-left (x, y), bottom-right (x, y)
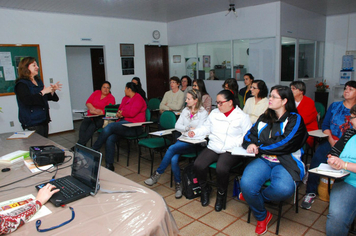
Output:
top-left (281, 37), bottom-right (296, 81)
top-left (197, 41), bottom-right (231, 80)
top-left (315, 41), bottom-right (325, 78)
top-left (233, 39), bottom-right (249, 81)
top-left (298, 39), bottom-right (315, 79)
top-left (169, 44), bottom-right (197, 79)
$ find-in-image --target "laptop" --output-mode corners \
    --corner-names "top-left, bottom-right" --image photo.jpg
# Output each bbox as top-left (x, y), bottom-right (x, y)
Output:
top-left (36, 144), bottom-right (102, 207)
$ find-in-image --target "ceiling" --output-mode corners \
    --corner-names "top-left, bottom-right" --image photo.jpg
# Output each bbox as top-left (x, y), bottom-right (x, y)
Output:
top-left (0, 0), bottom-right (355, 23)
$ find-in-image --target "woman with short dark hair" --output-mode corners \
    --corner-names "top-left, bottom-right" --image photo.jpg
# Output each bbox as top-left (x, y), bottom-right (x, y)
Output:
top-left (243, 80), bottom-right (269, 124)
top-left (76, 81), bottom-right (116, 147)
top-left (239, 73), bottom-right (254, 105)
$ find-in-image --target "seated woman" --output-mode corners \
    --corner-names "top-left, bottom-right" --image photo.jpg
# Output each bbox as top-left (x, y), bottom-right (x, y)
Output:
top-left (240, 85), bottom-right (307, 235)
top-left (326, 105), bottom-right (356, 236)
top-left (132, 77), bottom-right (147, 101)
top-left (302, 81), bottom-right (356, 210)
top-left (239, 73), bottom-right (254, 106)
top-left (77, 81), bottom-right (116, 146)
top-left (243, 80), bottom-right (268, 124)
top-left (180, 75), bottom-right (193, 101)
top-left (207, 69), bottom-right (219, 80)
top-left (159, 76), bottom-right (184, 113)
top-left (222, 78), bottom-right (242, 108)
top-left (92, 82), bottom-right (146, 171)
top-left (0, 184), bottom-right (59, 234)
top-left (144, 90), bottom-right (208, 199)
top-left (189, 90), bottom-right (252, 212)
top-left (192, 79), bottom-right (212, 113)
top-left (290, 81), bottom-right (318, 147)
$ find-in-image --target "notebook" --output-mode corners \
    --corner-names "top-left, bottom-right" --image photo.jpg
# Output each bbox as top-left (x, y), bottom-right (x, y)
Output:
top-left (35, 144), bottom-right (102, 207)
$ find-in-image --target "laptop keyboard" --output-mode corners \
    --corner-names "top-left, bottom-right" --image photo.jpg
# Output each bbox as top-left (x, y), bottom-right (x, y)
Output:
top-left (52, 178), bottom-right (85, 199)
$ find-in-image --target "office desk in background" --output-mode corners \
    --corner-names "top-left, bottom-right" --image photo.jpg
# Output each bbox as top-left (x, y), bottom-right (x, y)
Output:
top-left (0, 133), bottom-right (178, 235)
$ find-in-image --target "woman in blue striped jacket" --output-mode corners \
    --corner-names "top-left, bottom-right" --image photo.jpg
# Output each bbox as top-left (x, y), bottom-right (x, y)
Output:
top-left (239, 85), bottom-right (307, 235)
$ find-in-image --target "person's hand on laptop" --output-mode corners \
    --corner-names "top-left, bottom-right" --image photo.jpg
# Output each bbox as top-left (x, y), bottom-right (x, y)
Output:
top-left (36, 183), bottom-right (60, 205)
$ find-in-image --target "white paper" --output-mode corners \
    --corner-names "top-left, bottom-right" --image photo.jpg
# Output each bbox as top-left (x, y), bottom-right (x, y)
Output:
top-left (0, 52), bottom-right (12, 66)
top-left (3, 65), bottom-right (16, 81)
top-left (231, 146), bottom-right (255, 157)
top-left (0, 150), bottom-right (29, 163)
top-left (317, 163), bottom-right (345, 173)
top-left (7, 131), bottom-right (35, 139)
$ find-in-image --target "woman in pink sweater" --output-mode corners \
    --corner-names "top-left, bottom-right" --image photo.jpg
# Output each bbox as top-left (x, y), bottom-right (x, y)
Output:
top-left (92, 82), bottom-right (147, 171)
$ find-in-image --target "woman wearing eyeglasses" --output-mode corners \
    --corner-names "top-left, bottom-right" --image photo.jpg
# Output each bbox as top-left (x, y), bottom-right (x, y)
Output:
top-left (243, 80), bottom-right (269, 124)
top-left (239, 85), bottom-right (307, 235)
top-left (189, 90), bottom-right (252, 212)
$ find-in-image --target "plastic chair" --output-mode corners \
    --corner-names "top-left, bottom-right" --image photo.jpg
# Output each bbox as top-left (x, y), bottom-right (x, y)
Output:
top-left (138, 111), bottom-right (177, 175)
top-left (315, 102), bottom-right (325, 127)
top-left (118, 109), bottom-right (152, 166)
top-left (147, 98), bottom-right (161, 123)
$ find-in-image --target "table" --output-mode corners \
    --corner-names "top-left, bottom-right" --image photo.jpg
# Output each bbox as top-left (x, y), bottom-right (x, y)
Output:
top-left (0, 133), bottom-right (178, 235)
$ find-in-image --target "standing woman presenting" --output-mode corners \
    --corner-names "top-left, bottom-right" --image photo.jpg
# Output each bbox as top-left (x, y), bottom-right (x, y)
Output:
top-left (14, 57), bottom-right (62, 138)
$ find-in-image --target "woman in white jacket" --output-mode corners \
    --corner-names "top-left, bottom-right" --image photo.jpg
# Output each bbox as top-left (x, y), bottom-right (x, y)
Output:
top-left (189, 90), bottom-right (252, 211)
top-left (144, 90), bottom-right (208, 199)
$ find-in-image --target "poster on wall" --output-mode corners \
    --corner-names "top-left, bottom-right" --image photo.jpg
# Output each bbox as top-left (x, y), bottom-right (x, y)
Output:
top-left (203, 55), bottom-right (210, 72)
top-left (185, 57), bottom-right (198, 79)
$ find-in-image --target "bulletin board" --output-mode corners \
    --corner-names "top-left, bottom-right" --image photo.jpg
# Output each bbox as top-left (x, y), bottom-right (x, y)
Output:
top-left (0, 44), bottom-right (43, 96)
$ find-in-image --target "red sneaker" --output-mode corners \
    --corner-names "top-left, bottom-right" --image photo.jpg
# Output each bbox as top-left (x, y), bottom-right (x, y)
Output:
top-left (255, 211), bottom-right (272, 235)
top-left (238, 192), bottom-right (245, 201)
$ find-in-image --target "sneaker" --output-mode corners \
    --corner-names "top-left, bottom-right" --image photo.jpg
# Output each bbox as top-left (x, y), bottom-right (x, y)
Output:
top-left (144, 171), bottom-right (161, 186)
top-left (175, 182), bottom-right (182, 199)
top-left (255, 211), bottom-right (272, 235)
top-left (238, 192), bottom-right (245, 201)
top-left (300, 193), bottom-right (316, 209)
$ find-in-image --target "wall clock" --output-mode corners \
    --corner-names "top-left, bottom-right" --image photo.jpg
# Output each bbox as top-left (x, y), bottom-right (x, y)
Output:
top-left (152, 30), bottom-right (160, 40)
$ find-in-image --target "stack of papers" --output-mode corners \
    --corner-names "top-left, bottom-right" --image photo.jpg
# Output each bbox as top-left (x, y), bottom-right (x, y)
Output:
top-left (317, 163), bottom-right (345, 174)
top-left (24, 159), bottom-right (53, 173)
top-left (7, 131), bottom-right (35, 140)
top-left (0, 150), bottom-right (29, 163)
top-left (231, 146), bottom-right (255, 157)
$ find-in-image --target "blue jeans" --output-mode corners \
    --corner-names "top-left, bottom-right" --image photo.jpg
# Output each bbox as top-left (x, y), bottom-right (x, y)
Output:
top-left (327, 181), bottom-right (356, 236)
top-left (156, 140), bottom-right (196, 183)
top-left (306, 141), bottom-right (331, 194)
top-left (240, 158), bottom-right (296, 221)
top-left (92, 120), bottom-right (142, 164)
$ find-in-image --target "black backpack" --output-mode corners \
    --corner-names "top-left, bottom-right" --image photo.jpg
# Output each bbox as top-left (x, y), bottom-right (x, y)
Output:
top-left (181, 162), bottom-right (201, 199)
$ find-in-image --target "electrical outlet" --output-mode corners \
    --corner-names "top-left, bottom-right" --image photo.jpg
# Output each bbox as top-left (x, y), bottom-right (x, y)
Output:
top-left (49, 78), bottom-right (53, 83)
top-left (10, 121), bottom-right (14, 127)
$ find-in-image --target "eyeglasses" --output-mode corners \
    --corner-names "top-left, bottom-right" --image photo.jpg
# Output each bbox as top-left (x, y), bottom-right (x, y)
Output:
top-left (350, 116), bottom-right (356, 120)
top-left (268, 95), bottom-right (282, 100)
top-left (251, 86), bottom-right (258, 90)
top-left (192, 84), bottom-right (197, 87)
top-left (216, 100), bottom-right (228, 106)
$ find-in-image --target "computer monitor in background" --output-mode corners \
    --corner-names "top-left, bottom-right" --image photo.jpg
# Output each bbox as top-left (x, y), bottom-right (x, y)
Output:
top-left (193, 70), bottom-right (205, 80)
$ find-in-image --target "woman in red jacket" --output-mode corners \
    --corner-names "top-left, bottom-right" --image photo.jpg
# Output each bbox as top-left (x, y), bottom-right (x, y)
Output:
top-left (92, 82), bottom-right (147, 171)
top-left (290, 81), bottom-right (318, 147)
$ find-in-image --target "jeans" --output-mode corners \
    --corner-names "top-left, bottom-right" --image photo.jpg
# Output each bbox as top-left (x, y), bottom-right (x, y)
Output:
top-left (326, 181), bottom-right (356, 236)
top-left (306, 141), bottom-right (331, 194)
top-left (156, 140), bottom-right (197, 183)
top-left (78, 117), bottom-right (104, 146)
top-left (92, 120), bottom-right (142, 164)
top-left (240, 158), bottom-right (295, 221)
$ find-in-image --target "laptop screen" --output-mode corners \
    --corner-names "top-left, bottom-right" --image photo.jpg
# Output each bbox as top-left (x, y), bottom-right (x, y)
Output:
top-left (72, 144), bottom-right (102, 193)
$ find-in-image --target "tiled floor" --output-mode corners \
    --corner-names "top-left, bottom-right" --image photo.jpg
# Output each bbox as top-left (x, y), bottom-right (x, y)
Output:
top-left (48, 120), bottom-right (333, 236)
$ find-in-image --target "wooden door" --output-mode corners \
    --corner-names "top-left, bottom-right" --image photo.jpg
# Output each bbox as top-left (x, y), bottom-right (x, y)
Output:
top-left (90, 48), bottom-right (106, 91)
top-left (145, 45), bottom-right (169, 100)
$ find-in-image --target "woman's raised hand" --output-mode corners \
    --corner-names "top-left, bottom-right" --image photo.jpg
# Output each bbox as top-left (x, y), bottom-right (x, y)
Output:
top-left (51, 82), bottom-right (62, 92)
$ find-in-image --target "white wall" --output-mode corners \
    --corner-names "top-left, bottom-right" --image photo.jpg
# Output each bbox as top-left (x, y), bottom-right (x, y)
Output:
top-left (324, 13), bottom-right (356, 106)
top-left (0, 8), bottom-right (167, 134)
top-left (66, 47), bottom-right (94, 120)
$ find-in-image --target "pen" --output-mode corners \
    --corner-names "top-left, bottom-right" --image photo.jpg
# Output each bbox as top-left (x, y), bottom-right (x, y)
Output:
top-left (15, 132), bottom-right (26, 135)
